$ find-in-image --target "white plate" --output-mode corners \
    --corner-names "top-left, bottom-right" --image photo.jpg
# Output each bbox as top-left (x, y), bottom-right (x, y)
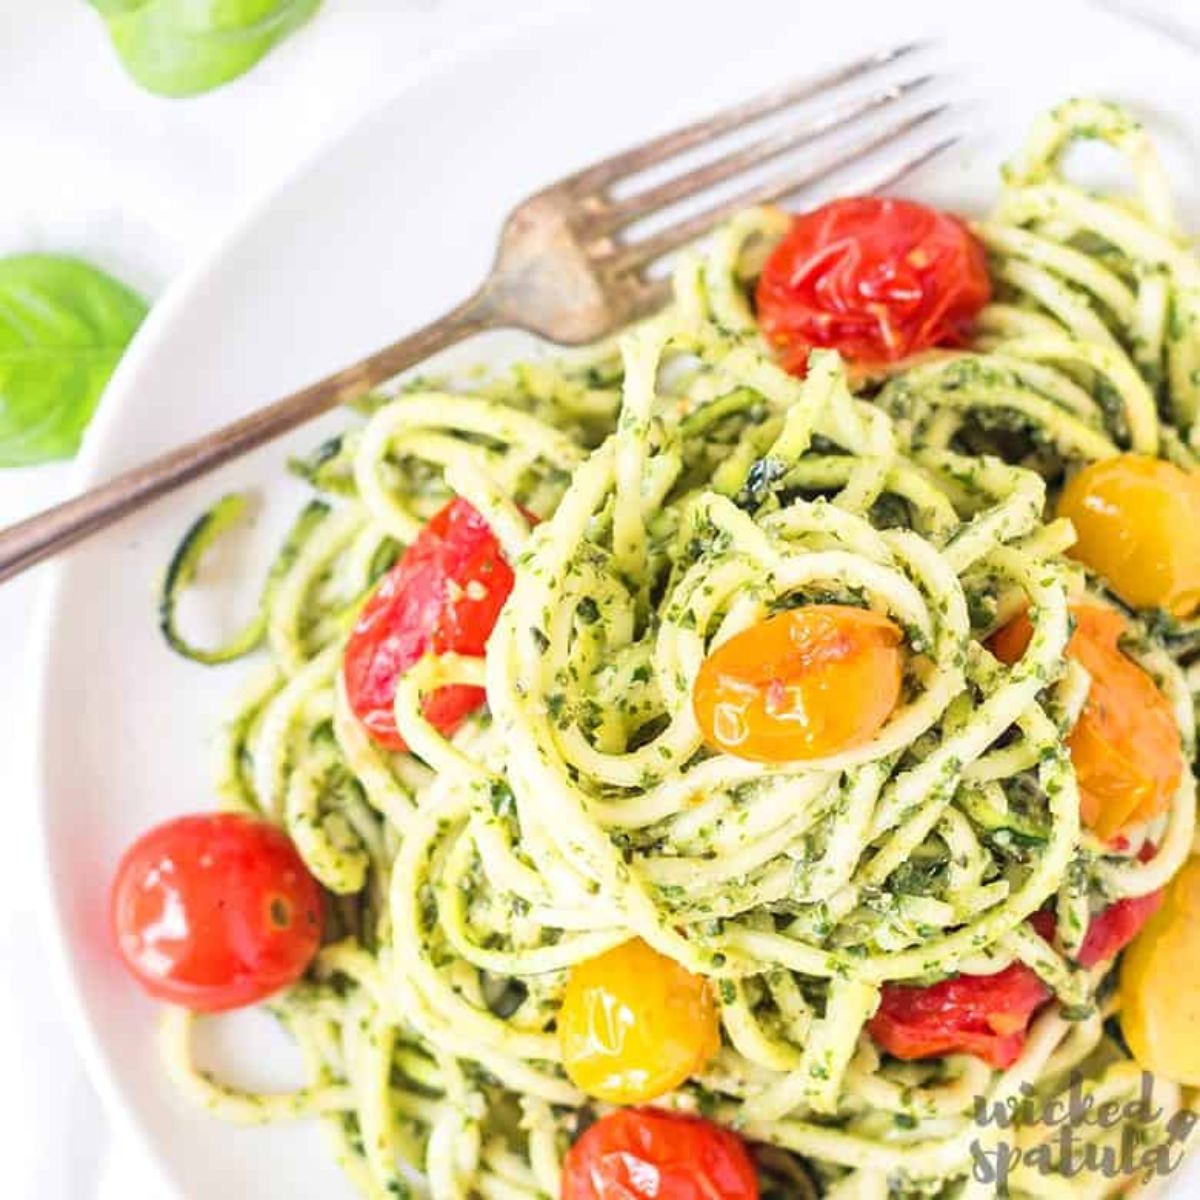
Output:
top-left (34, 0), bottom-right (1200, 1195)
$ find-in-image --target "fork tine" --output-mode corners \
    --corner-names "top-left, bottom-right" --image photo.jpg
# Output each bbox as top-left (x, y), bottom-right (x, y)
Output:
top-left (595, 74), bottom-right (936, 232)
top-left (853, 132), bottom-right (962, 194)
top-left (600, 103), bottom-right (952, 277)
top-left (561, 41), bottom-right (928, 195)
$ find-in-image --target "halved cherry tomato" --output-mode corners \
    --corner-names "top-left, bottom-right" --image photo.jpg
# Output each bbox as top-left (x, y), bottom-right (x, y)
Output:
top-left (755, 196), bottom-right (991, 372)
top-left (1120, 857), bottom-right (1200, 1085)
top-left (562, 1109), bottom-right (759, 1200)
top-left (990, 604), bottom-right (1182, 840)
top-left (559, 938), bottom-right (720, 1104)
top-left (111, 813), bottom-right (323, 1012)
top-left (1057, 455), bottom-right (1200, 617)
top-left (693, 605), bottom-right (904, 763)
top-left (872, 879), bottom-right (1162, 1068)
top-left (342, 497), bottom-right (516, 751)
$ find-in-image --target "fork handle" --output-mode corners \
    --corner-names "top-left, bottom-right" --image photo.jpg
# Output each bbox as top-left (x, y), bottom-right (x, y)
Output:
top-left (0, 289), bottom-right (499, 585)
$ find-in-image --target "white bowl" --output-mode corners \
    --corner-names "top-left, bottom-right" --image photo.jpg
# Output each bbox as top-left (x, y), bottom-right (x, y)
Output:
top-left (34, 0), bottom-right (1200, 1194)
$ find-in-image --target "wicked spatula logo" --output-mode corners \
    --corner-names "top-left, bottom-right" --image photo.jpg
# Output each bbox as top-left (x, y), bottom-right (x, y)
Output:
top-left (969, 1072), bottom-right (1196, 1193)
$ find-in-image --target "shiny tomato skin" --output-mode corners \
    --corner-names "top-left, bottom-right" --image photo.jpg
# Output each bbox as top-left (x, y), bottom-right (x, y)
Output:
top-left (559, 938), bottom-right (720, 1104)
top-left (990, 604), bottom-right (1182, 840)
top-left (693, 605), bottom-right (904, 764)
top-left (111, 814), bottom-right (323, 1013)
top-left (1057, 455), bottom-right (1200, 617)
top-left (755, 197), bottom-right (991, 372)
top-left (869, 963), bottom-right (1051, 1069)
top-left (342, 497), bottom-right (515, 751)
top-left (562, 1109), bottom-right (759, 1200)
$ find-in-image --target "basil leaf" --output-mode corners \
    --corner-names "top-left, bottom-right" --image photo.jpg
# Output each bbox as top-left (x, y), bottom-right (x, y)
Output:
top-left (88, 0), bottom-right (322, 98)
top-left (0, 255), bottom-right (148, 466)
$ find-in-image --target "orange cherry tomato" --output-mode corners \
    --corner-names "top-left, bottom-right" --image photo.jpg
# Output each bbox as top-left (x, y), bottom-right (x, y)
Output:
top-left (559, 938), bottom-right (719, 1104)
top-left (990, 605), bottom-right (1182, 840)
top-left (562, 1109), bottom-right (759, 1200)
top-left (1056, 455), bottom-right (1200, 617)
top-left (755, 197), bottom-right (991, 372)
top-left (1120, 857), bottom-right (1200, 1085)
top-left (693, 605), bottom-right (904, 763)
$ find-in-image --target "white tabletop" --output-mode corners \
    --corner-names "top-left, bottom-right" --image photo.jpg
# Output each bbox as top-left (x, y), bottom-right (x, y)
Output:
top-left (0, 1), bottom-right (1192, 1197)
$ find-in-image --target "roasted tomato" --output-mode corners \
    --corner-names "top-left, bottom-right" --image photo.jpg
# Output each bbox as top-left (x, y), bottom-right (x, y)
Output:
top-left (1076, 889), bottom-right (1164, 969)
top-left (562, 1109), bottom-right (759, 1200)
top-left (111, 813), bottom-right (323, 1012)
top-left (755, 196), bottom-right (990, 372)
top-left (869, 963), bottom-right (1050, 1069)
top-left (559, 939), bottom-right (720, 1104)
top-left (342, 497), bottom-right (516, 751)
top-left (693, 605), bottom-right (904, 763)
top-left (1057, 455), bottom-right (1200, 617)
top-left (872, 884), bottom-right (1161, 1069)
top-left (1120, 857), bottom-right (1200, 1085)
top-left (990, 604), bottom-right (1182, 840)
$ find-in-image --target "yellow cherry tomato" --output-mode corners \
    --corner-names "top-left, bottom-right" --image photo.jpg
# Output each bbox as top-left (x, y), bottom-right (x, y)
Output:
top-left (1120, 857), bottom-right (1200, 1085)
top-left (692, 605), bottom-right (904, 763)
top-left (1057, 455), bottom-right (1200, 617)
top-left (558, 938), bottom-right (719, 1104)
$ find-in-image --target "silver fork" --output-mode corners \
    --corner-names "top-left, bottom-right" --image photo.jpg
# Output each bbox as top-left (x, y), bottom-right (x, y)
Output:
top-left (0, 43), bottom-right (952, 584)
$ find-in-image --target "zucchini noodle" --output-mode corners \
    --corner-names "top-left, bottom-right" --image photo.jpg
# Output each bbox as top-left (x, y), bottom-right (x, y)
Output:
top-left (159, 100), bottom-right (1200, 1198)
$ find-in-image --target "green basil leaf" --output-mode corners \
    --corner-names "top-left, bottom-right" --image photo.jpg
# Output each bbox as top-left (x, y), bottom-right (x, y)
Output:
top-left (0, 255), bottom-right (148, 466)
top-left (88, 0), bottom-right (322, 98)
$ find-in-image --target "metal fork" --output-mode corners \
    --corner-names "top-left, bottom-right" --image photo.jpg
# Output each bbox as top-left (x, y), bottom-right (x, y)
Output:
top-left (0, 42), bottom-right (952, 583)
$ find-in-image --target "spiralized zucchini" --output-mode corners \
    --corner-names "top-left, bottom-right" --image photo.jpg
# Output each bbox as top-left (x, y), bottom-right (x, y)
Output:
top-left (160, 101), bottom-right (1200, 1199)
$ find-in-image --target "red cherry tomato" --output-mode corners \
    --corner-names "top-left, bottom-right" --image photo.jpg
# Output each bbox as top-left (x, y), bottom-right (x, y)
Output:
top-left (1076, 890), bottom-right (1164, 968)
top-left (1070, 843), bottom-right (1164, 969)
top-left (869, 962), bottom-right (1050, 1069)
top-left (342, 497), bottom-right (517, 751)
top-left (562, 1109), bottom-right (759, 1200)
top-left (111, 813), bottom-right (323, 1013)
top-left (871, 865), bottom-right (1162, 1068)
top-left (755, 197), bottom-right (991, 372)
